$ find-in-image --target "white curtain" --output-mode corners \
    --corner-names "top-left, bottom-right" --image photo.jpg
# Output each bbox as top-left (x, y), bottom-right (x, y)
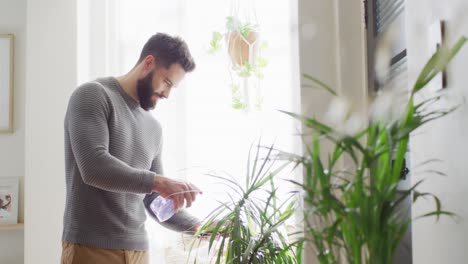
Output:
top-left (79, 0), bottom-right (300, 263)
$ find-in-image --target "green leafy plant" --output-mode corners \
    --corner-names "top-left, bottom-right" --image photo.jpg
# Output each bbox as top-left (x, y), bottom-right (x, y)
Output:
top-left (209, 16), bottom-right (268, 111)
top-left (209, 31), bottom-right (224, 54)
top-left (280, 36), bottom-right (467, 264)
top-left (225, 16), bottom-right (257, 40)
top-left (210, 17), bottom-right (257, 49)
top-left (209, 16), bottom-right (268, 77)
top-left (231, 84), bottom-right (247, 110)
top-left (190, 144), bottom-right (299, 264)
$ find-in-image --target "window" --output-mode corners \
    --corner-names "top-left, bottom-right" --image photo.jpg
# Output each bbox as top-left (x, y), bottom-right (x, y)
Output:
top-left (112, 0), bottom-right (300, 262)
top-left (365, 1), bottom-right (412, 263)
top-left (366, 0), bottom-right (407, 93)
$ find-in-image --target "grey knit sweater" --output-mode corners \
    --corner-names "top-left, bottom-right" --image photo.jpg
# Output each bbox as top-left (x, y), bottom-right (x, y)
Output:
top-left (62, 77), bottom-right (199, 251)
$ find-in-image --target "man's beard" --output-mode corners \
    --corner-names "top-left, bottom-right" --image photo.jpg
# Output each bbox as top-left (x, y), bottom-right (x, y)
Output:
top-left (137, 71), bottom-right (156, 111)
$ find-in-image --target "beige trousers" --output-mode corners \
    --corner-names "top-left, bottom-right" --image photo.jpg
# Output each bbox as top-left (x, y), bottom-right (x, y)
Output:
top-left (61, 242), bottom-right (149, 264)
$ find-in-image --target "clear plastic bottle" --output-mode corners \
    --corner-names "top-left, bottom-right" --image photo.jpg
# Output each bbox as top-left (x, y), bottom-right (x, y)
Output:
top-left (150, 195), bottom-right (174, 222)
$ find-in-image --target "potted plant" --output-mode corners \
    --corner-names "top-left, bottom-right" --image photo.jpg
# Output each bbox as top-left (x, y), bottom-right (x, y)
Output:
top-left (210, 16), bottom-right (268, 111)
top-left (210, 16), bottom-right (263, 68)
top-left (279, 36), bottom-right (467, 263)
top-left (189, 144), bottom-right (300, 263)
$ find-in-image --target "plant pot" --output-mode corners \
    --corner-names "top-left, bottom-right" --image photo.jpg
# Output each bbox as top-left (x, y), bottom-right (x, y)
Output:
top-left (227, 31), bottom-right (260, 67)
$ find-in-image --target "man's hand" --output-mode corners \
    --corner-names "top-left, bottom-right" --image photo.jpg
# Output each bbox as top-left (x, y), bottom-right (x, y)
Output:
top-left (153, 175), bottom-right (202, 211)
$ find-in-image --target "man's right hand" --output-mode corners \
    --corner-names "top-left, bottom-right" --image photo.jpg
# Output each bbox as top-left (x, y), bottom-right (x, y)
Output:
top-left (153, 175), bottom-right (202, 211)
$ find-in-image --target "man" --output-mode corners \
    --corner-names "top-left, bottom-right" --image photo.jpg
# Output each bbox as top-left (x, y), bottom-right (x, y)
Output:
top-left (62, 33), bottom-right (202, 264)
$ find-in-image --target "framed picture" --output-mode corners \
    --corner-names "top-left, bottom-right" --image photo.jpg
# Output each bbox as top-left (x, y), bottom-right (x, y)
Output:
top-left (0, 34), bottom-right (14, 133)
top-left (0, 177), bottom-right (19, 224)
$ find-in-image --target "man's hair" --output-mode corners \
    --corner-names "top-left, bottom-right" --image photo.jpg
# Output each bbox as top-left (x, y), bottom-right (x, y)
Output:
top-left (137, 33), bottom-right (196, 72)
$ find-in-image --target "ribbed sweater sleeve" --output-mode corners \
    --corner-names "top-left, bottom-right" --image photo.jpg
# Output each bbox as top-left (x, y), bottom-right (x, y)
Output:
top-left (144, 151), bottom-right (201, 233)
top-left (144, 193), bottom-right (201, 234)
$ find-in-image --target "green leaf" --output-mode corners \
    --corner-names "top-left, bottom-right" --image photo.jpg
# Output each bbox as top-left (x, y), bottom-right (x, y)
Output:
top-left (257, 57), bottom-right (268, 68)
top-left (415, 211), bottom-right (455, 221)
top-left (226, 16), bottom-right (238, 31)
top-left (303, 74), bottom-right (337, 96)
top-left (279, 110), bottom-right (333, 134)
top-left (206, 173), bottom-right (245, 196)
top-left (413, 36), bottom-right (467, 93)
top-left (254, 71), bottom-right (265, 80)
top-left (209, 31), bottom-right (223, 53)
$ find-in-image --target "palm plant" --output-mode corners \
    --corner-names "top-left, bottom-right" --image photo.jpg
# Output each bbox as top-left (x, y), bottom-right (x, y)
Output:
top-left (190, 144), bottom-right (299, 264)
top-left (280, 36), bottom-right (467, 264)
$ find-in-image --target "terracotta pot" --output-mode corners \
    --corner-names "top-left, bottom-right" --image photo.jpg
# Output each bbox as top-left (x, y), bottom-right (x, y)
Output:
top-left (227, 31), bottom-right (260, 67)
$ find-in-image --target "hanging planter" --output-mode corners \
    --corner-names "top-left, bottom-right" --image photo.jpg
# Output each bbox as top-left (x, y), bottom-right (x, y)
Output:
top-left (227, 31), bottom-right (260, 66)
top-left (209, 2), bottom-right (268, 111)
top-left (211, 16), bottom-right (263, 71)
top-left (225, 17), bottom-right (260, 67)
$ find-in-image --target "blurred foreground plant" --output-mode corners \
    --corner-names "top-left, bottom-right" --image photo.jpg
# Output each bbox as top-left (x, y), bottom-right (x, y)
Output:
top-left (281, 36), bottom-right (467, 264)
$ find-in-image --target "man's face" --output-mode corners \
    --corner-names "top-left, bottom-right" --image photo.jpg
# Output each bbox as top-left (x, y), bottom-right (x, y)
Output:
top-left (137, 63), bottom-right (186, 110)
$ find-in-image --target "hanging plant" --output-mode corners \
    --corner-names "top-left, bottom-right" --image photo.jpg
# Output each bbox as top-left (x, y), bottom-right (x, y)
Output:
top-left (210, 16), bottom-right (268, 77)
top-left (209, 14), bottom-right (268, 111)
top-left (226, 16), bottom-right (260, 66)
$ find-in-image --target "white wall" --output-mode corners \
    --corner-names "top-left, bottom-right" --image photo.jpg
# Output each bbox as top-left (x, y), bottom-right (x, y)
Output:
top-left (298, 0), bottom-right (339, 121)
top-left (24, 0), bottom-right (77, 263)
top-left (297, 1), bottom-right (340, 258)
top-left (298, 0), bottom-right (367, 116)
top-left (407, 1), bottom-right (468, 263)
top-left (0, 0), bottom-right (26, 263)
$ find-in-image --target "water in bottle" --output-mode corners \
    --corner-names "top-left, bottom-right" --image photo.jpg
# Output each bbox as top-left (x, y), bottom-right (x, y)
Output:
top-left (150, 195), bottom-right (174, 222)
